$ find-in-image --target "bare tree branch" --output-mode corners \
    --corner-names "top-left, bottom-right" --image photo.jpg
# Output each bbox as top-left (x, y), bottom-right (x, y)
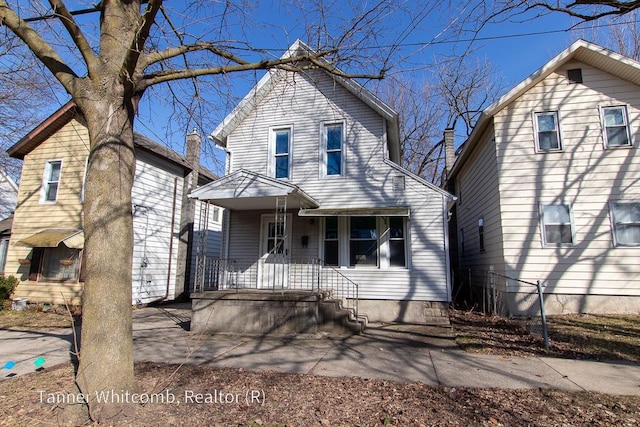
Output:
top-left (0, 0), bottom-right (78, 93)
top-left (49, 0), bottom-right (98, 74)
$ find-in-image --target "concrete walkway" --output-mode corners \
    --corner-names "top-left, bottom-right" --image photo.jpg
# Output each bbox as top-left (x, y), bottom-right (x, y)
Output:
top-left (2, 304), bottom-right (639, 396)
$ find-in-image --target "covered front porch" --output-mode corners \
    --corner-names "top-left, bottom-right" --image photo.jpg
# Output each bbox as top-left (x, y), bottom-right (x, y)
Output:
top-left (188, 170), bottom-right (361, 335)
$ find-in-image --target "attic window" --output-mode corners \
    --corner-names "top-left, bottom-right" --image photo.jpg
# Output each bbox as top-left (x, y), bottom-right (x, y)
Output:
top-left (567, 68), bottom-right (583, 84)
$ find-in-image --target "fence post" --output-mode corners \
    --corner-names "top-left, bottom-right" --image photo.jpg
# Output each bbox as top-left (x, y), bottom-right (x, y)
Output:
top-left (536, 280), bottom-right (549, 350)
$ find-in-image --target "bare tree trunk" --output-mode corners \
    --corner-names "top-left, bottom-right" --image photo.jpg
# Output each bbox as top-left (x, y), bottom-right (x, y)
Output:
top-left (76, 99), bottom-right (138, 420)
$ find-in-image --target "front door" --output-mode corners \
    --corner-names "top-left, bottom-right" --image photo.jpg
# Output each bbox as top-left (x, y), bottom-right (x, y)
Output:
top-left (259, 214), bottom-right (292, 288)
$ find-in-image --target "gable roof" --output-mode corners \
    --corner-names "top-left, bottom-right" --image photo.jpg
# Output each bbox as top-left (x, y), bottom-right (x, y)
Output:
top-left (210, 40), bottom-right (401, 163)
top-left (7, 102), bottom-right (217, 183)
top-left (450, 39), bottom-right (640, 178)
top-left (189, 168), bottom-right (319, 210)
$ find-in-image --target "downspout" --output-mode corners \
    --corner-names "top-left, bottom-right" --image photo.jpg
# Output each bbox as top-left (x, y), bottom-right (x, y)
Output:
top-left (148, 176), bottom-right (179, 305)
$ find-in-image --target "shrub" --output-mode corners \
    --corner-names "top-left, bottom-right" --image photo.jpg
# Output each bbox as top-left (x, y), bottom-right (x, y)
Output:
top-left (0, 275), bottom-right (19, 304)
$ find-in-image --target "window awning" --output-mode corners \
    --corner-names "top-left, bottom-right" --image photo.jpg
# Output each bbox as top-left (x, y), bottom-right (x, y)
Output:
top-left (16, 229), bottom-right (84, 249)
top-left (298, 207), bottom-right (410, 217)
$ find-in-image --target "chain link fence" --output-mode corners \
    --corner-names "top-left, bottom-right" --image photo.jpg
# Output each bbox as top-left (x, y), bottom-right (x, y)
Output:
top-left (454, 268), bottom-right (549, 349)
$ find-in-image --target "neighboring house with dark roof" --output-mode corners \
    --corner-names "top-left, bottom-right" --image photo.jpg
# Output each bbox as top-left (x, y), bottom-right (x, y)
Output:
top-left (446, 40), bottom-right (640, 315)
top-left (5, 102), bottom-right (221, 305)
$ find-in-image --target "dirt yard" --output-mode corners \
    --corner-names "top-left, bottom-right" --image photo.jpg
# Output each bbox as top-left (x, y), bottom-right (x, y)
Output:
top-left (0, 307), bottom-right (639, 426)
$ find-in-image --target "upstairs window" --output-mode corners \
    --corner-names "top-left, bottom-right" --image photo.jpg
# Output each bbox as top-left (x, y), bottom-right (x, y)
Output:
top-left (610, 201), bottom-right (640, 247)
top-left (323, 123), bottom-right (344, 176)
top-left (601, 106), bottom-right (632, 148)
top-left (533, 112), bottom-right (562, 152)
top-left (541, 204), bottom-right (575, 246)
top-left (41, 160), bottom-right (62, 203)
top-left (270, 127), bottom-right (291, 179)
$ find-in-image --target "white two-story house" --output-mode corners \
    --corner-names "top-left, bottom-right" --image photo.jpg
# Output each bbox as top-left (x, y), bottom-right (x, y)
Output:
top-left (190, 41), bottom-right (454, 328)
top-left (447, 40), bottom-right (640, 315)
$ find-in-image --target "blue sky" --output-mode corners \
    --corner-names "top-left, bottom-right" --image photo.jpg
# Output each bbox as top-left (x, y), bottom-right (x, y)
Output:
top-left (12, 1), bottom-right (626, 175)
top-left (136, 2), bottom-right (591, 174)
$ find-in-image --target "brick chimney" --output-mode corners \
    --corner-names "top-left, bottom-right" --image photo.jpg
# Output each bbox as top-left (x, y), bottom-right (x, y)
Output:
top-left (176, 129), bottom-right (201, 297)
top-left (444, 127), bottom-right (455, 174)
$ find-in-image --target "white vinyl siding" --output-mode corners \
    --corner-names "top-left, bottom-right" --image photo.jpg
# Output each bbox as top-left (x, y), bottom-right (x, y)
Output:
top-left (131, 151), bottom-right (184, 304)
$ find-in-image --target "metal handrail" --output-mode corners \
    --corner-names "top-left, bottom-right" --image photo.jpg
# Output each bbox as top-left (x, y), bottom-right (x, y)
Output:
top-left (195, 257), bottom-right (359, 320)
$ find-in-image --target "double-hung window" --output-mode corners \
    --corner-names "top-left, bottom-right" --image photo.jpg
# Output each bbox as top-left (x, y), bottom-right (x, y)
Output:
top-left (323, 123), bottom-right (343, 176)
top-left (533, 112), bottom-right (562, 152)
top-left (610, 201), bottom-right (640, 246)
top-left (541, 204), bottom-right (575, 246)
top-left (601, 106), bottom-right (632, 148)
top-left (41, 159), bottom-right (62, 203)
top-left (271, 127), bottom-right (291, 179)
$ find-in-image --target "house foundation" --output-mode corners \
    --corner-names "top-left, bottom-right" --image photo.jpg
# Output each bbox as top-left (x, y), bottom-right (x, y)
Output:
top-left (357, 299), bottom-right (450, 325)
top-left (191, 290), bottom-right (362, 336)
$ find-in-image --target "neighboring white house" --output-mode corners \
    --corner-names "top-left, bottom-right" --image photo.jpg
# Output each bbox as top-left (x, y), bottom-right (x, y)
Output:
top-left (190, 40), bottom-right (454, 324)
top-left (5, 102), bottom-right (221, 305)
top-left (446, 40), bottom-right (640, 315)
top-left (0, 170), bottom-right (18, 220)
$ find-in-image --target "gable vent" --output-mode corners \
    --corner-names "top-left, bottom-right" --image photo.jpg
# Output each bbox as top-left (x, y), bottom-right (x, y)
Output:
top-left (567, 68), bottom-right (583, 84)
top-left (392, 175), bottom-right (405, 192)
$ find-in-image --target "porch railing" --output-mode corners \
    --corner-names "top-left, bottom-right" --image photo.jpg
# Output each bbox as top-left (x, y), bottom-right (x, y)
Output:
top-left (195, 257), bottom-right (358, 319)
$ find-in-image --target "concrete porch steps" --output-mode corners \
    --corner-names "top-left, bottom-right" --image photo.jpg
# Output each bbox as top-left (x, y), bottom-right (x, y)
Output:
top-left (318, 299), bottom-right (366, 334)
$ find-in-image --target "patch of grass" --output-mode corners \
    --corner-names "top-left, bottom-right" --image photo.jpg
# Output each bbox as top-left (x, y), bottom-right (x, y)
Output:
top-left (0, 304), bottom-right (81, 330)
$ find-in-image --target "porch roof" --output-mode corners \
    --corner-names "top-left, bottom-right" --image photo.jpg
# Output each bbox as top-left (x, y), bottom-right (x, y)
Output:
top-left (16, 228), bottom-right (84, 249)
top-left (189, 169), bottom-right (319, 210)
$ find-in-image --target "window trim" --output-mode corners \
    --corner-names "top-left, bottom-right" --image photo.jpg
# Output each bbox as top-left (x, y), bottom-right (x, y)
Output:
top-left (321, 121), bottom-right (345, 177)
top-left (533, 111), bottom-right (563, 152)
top-left (478, 217), bottom-right (485, 253)
top-left (268, 125), bottom-right (293, 179)
top-left (600, 105), bottom-right (633, 149)
top-left (609, 200), bottom-right (640, 247)
top-left (40, 159), bottom-right (63, 204)
top-left (540, 203), bottom-right (576, 247)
